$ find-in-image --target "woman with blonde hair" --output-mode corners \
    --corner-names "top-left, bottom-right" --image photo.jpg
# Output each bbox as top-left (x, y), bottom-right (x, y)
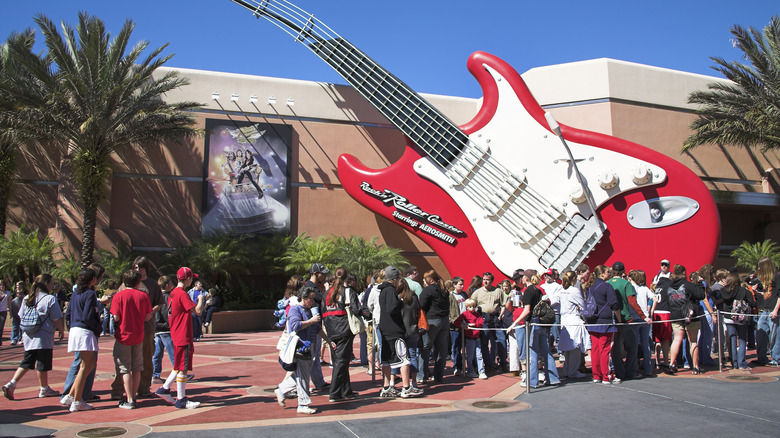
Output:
top-left (554, 271), bottom-right (590, 379)
top-left (754, 257), bottom-right (780, 366)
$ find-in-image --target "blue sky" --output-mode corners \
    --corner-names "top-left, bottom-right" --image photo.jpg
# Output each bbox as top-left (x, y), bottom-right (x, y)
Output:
top-left (1, 0), bottom-right (777, 98)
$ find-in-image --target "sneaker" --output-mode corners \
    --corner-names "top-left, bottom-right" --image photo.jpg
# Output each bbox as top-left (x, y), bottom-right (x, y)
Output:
top-left (593, 379), bottom-right (602, 384)
top-left (39, 386), bottom-right (60, 398)
top-left (297, 405), bottom-right (316, 414)
top-left (174, 397), bottom-right (200, 409)
top-left (274, 388), bottom-right (286, 407)
top-left (400, 386), bottom-right (415, 398)
top-left (466, 372), bottom-right (478, 378)
top-left (187, 374), bottom-right (195, 381)
top-left (612, 377), bottom-right (622, 384)
top-left (409, 386), bottom-right (424, 396)
top-left (520, 372), bottom-right (527, 384)
top-left (156, 386), bottom-right (172, 395)
top-left (739, 366), bottom-right (753, 371)
top-left (453, 369), bottom-right (463, 376)
top-left (60, 394), bottom-right (75, 406)
top-left (602, 379), bottom-right (612, 385)
top-left (70, 400), bottom-right (94, 412)
top-left (118, 401), bottom-right (136, 410)
top-left (4, 382), bottom-right (16, 400)
top-left (478, 372), bottom-right (488, 380)
top-left (769, 360), bottom-right (780, 367)
top-left (379, 387), bottom-right (400, 398)
top-left (344, 391), bottom-right (359, 399)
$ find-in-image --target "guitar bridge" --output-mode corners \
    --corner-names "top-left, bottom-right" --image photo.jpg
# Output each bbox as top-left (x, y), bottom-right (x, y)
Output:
top-left (539, 214), bottom-right (604, 271)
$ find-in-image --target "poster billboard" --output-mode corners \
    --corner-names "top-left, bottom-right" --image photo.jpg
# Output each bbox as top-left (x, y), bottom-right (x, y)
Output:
top-left (202, 119), bottom-right (292, 235)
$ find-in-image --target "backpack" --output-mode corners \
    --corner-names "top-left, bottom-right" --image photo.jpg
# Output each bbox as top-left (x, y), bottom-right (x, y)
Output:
top-left (730, 296), bottom-right (752, 325)
top-left (583, 283), bottom-right (607, 321)
top-left (532, 299), bottom-right (556, 325)
top-left (668, 285), bottom-right (695, 323)
top-left (20, 296), bottom-right (46, 335)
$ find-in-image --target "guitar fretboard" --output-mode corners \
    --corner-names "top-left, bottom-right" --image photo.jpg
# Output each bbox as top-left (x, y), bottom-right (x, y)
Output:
top-left (230, 0), bottom-right (466, 168)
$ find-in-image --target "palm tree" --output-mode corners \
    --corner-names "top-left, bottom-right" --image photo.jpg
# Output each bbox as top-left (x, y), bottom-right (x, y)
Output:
top-left (332, 235), bottom-right (408, 286)
top-left (0, 31), bottom-right (37, 236)
top-left (0, 225), bottom-right (61, 282)
top-left (682, 16), bottom-right (780, 152)
top-left (730, 239), bottom-right (780, 270)
top-left (0, 13), bottom-right (202, 265)
top-left (281, 233), bottom-right (336, 276)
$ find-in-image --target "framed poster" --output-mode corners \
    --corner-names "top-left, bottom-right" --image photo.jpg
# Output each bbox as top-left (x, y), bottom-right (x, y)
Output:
top-left (202, 119), bottom-right (292, 235)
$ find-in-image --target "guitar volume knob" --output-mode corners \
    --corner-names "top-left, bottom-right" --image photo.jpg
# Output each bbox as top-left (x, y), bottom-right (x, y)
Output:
top-left (569, 185), bottom-right (587, 204)
top-left (631, 165), bottom-right (652, 185)
top-left (598, 170), bottom-right (619, 190)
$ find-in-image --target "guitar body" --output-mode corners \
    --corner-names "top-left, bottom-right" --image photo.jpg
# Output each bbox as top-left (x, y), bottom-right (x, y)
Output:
top-left (338, 51), bottom-right (720, 277)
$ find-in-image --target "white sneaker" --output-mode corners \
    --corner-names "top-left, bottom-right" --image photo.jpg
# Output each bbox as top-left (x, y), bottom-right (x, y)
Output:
top-left (297, 405), bottom-right (317, 414)
top-left (39, 386), bottom-right (60, 398)
top-left (69, 400), bottom-right (94, 412)
top-left (520, 372), bottom-right (527, 384)
top-left (2, 382), bottom-right (16, 400)
top-left (60, 394), bottom-right (75, 406)
top-left (478, 372), bottom-right (488, 380)
top-left (274, 388), bottom-right (286, 407)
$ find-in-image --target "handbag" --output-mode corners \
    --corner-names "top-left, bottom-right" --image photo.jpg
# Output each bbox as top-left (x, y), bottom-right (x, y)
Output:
top-left (418, 308), bottom-right (429, 334)
top-left (277, 309), bottom-right (301, 365)
top-left (344, 287), bottom-right (366, 335)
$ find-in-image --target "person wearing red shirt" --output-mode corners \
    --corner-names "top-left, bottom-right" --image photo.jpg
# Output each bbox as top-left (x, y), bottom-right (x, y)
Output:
top-left (110, 270), bottom-right (152, 409)
top-left (155, 267), bottom-right (204, 409)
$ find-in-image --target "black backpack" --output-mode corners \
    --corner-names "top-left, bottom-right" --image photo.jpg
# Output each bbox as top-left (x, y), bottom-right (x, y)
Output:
top-left (668, 284), bottom-right (695, 322)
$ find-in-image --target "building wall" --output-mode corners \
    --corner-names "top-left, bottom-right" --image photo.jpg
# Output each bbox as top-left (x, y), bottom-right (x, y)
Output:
top-left (9, 58), bottom-right (780, 276)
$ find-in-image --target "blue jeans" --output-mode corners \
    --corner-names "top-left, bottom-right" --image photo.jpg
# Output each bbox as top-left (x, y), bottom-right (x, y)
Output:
top-left (635, 323), bottom-right (653, 375)
top-left (359, 330), bottom-right (368, 365)
top-left (11, 317), bottom-right (21, 343)
top-left (550, 313), bottom-right (561, 351)
top-left (529, 324), bottom-right (560, 387)
top-left (756, 311), bottom-right (777, 363)
top-left (465, 338), bottom-right (484, 375)
top-left (63, 352), bottom-right (97, 399)
top-left (102, 307), bottom-right (113, 335)
top-left (192, 314), bottom-right (203, 339)
top-left (769, 313), bottom-right (780, 361)
top-left (450, 329), bottom-right (463, 371)
top-left (480, 314), bottom-right (505, 368)
top-left (153, 332), bottom-right (175, 377)
top-left (727, 323), bottom-right (748, 369)
top-left (698, 313), bottom-right (715, 365)
top-left (421, 316), bottom-right (449, 381)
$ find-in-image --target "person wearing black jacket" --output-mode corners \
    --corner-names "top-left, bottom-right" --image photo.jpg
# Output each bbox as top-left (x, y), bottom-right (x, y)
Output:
top-left (323, 267), bottom-right (361, 402)
top-left (419, 270), bottom-right (450, 383)
top-left (719, 273), bottom-right (757, 370)
top-left (378, 266), bottom-right (419, 398)
top-left (667, 265), bottom-right (706, 374)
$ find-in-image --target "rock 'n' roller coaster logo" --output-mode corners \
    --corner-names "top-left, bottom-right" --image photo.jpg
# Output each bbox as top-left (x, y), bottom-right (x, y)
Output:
top-left (359, 181), bottom-right (463, 245)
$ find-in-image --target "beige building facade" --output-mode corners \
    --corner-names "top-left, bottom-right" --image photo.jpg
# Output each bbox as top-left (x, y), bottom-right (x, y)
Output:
top-left (10, 57), bottom-right (780, 276)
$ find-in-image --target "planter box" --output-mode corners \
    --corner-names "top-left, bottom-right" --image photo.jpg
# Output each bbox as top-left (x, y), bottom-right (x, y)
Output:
top-left (209, 309), bottom-right (277, 334)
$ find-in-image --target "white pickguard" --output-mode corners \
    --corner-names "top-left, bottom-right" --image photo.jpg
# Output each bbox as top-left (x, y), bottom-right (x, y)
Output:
top-left (414, 64), bottom-right (666, 275)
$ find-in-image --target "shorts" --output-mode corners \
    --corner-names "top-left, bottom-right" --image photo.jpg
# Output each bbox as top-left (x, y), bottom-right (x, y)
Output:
top-left (380, 336), bottom-right (410, 368)
top-left (19, 349), bottom-right (53, 372)
top-left (174, 344), bottom-right (194, 372)
top-left (652, 312), bottom-right (672, 343)
top-left (67, 327), bottom-right (99, 352)
top-left (671, 319), bottom-right (701, 333)
top-left (114, 341), bottom-right (143, 374)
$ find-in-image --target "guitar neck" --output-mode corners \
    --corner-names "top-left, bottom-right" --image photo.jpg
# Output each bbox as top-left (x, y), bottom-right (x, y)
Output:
top-left (230, 0), bottom-right (467, 168)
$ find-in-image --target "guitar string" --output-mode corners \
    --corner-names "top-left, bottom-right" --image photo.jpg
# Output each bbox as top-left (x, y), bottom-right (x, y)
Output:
top-left (239, 0), bottom-right (587, 263)
top-left (244, 0), bottom-right (570, 255)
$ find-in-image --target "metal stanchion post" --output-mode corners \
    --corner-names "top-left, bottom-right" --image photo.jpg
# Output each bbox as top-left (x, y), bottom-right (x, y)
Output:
top-left (370, 324), bottom-right (376, 383)
top-left (525, 322), bottom-right (531, 394)
top-left (716, 309), bottom-right (723, 373)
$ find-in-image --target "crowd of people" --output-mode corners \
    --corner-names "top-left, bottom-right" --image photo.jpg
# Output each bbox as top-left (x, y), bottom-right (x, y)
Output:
top-left (2, 254), bottom-right (778, 416)
top-left (0, 256), bottom-right (221, 412)
top-left (274, 258), bottom-right (780, 413)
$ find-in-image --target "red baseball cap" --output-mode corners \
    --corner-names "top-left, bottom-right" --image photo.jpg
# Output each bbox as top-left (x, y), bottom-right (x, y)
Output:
top-left (177, 267), bottom-right (198, 280)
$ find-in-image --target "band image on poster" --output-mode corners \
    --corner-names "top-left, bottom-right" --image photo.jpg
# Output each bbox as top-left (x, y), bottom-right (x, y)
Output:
top-left (202, 119), bottom-right (292, 235)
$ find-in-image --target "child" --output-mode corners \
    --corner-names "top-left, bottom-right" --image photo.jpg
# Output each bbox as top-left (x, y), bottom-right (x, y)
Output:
top-left (453, 299), bottom-right (487, 379)
top-left (155, 267), bottom-right (204, 409)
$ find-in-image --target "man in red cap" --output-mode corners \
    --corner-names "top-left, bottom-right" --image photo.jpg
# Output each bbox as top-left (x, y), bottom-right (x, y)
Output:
top-left (155, 267), bottom-right (204, 409)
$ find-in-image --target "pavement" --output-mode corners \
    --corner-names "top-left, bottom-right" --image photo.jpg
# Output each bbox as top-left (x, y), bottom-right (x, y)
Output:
top-left (1, 330), bottom-right (779, 438)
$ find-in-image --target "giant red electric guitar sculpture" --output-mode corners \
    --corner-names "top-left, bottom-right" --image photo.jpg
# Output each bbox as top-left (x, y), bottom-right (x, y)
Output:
top-left (229, 0), bottom-right (720, 277)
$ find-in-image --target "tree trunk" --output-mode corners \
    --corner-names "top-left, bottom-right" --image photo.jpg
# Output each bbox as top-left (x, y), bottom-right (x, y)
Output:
top-left (0, 146), bottom-right (18, 237)
top-left (81, 201), bottom-right (98, 267)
